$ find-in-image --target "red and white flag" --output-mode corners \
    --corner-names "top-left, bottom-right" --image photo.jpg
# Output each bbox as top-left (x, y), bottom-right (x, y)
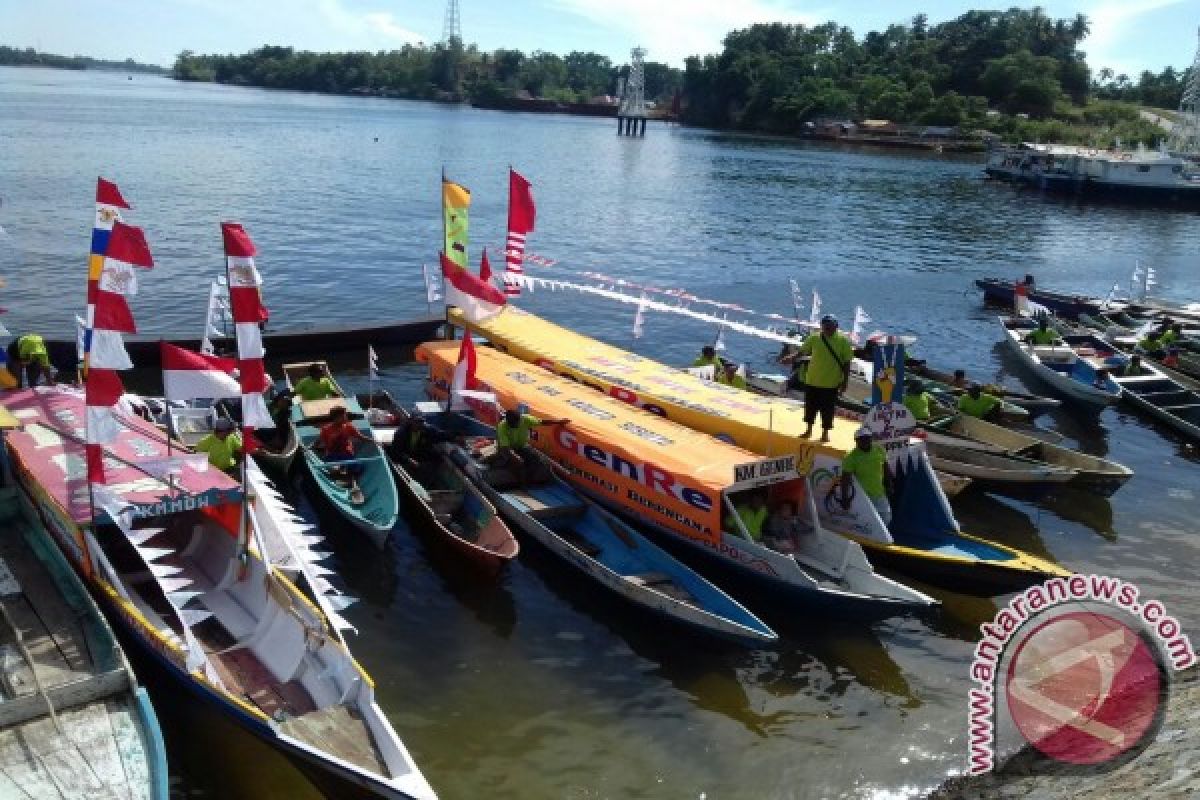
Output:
top-left (221, 222), bottom-right (274, 453)
top-left (442, 251), bottom-right (506, 323)
top-left (504, 168), bottom-right (535, 297)
top-left (161, 343), bottom-right (241, 401)
top-left (450, 333), bottom-right (477, 410)
top-left (86, 220), bottom-right (154, 484)
top-left (479, 247), bottom-right (493, 283)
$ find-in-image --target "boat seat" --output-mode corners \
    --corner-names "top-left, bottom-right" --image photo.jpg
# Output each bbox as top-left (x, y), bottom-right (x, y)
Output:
top-left (626, 571), bottom-right (673, 587)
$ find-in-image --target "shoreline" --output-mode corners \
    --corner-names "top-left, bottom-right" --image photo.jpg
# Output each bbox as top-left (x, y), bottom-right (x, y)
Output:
top-left (929, 666), bottom-right (1199, 800)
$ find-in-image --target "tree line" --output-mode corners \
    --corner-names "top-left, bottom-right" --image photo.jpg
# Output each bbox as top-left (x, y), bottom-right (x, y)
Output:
top-left (0, 45), bottom-right (167, 74)
top-left (173, 43), bottom-right (683, 105)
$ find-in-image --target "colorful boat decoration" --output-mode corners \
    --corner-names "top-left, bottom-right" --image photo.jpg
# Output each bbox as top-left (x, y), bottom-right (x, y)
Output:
top-left (438, 308), bottom-right (1072, 595)
top-left (1, 387), bottom-right (436, 800)
top-left (284, 362), bottom-right (399, 547)
top-left (0, 485), bottom-right (169, 800)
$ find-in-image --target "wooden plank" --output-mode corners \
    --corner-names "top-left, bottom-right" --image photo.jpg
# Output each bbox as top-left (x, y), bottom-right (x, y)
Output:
top-left (38, 747), bottom-right (115, 799)
top-left (107, 700), bottom-right (151, 800)
top-left (0, 768), bottom-right (33, 799)
top-left (280, 705), bottom-right (386, 776)
top-left (0, 595), bottom-right (77, 692)
top-left (2, 756), bottom-right (64, 800)
top-left (60, 701), bottom-right (130, 797)
top-left (0, 671), bottom-right (129, 728)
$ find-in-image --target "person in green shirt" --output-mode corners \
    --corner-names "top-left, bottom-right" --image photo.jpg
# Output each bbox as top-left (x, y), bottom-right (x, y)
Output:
top-left (795, 315), bottom-right (853, 443)
top-left (195, 417), bottom-right (243, 473)
top-left (1121, 354), bottom-right (1146, 376)
top-left (1160, 323), bottom-right (1183, 347)
top-left (725, 491), bottom-right (768, 541)
top-left (839, 427), bottom-right (892, 525)
top-left (692, 346), bottom-right (721, 369)
top-left (488, 407), bottom-right (569, 483)
top-left (291, 364), bottom-right (339, 402)
top-left (6, 333), bottom-right (54, 388)
top-left (1136, 333), bottom-right (1164, 356)
top-left (1024, 318), bottom-right (1061, 346)
top-left (902, 379), bottom-right (937, 422)
top-left (957, 383), bottom-right (1002, 421)
top-left (716, 361), bottom-right (747, 390)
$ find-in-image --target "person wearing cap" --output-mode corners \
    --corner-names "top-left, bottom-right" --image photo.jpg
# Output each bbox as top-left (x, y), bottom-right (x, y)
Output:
top-left (1024, 317), bottom-right (1061, 346)
top-left (195, 417), bottom-right (243, 473)
top-left (488, 406), bottom-right (569, 481)
top-left (839, 427), bottom-right (892, 524)
top-left (314, 405), bottom-right (372, 503)
top-left (716, 360), bottom-right (747, 390)
top-left (692, 346), bottom-right (721, 369)
top-left (792, 314), bottom-right (853, 443)
top-left (957, 383), bottom-right (1002, 420)
top-left (291, 363), bottom-right (339, 403)
top-left (902, 378), bottom-right (938, 422)
top-left (6, 333), bottom-right (54, 388)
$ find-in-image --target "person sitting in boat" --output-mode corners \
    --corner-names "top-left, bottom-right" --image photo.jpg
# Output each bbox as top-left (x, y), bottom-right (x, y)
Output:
top-left (1121, 354), bottom-right (1146, 376)
top-left (314, 406), bottom-right (371, 504)
top-left (902, 379), bottom-right (940, 422)
top-left (716, 361), bottom-right (747, 390)
top-left (291, 364), bottom-right (340, 402)
top-left (6, 333), bottom-right (55, 388)
top-left (725, 491), bottom-right (768, 542)
top-left (195, 417), bottom-right (243, 474)
top-left (763, 499), bottom-right (809, 552)
top-left (1136, 332), bottom-right (1165, 357)
top-left (950, 369), bottom-right (968, 389)
top-left (692, 346), bottom-right (722, 369)
top-left (957, 383), bottom-right (1002, 421)
top-left (1024, 317), bottom-right (1061, 346)
top-left (1160, 323), bottom-right (1184, 348)
top-left (796, 314), bottom-right (853, 444)
top-left (838, 427), bottom-right (892, 525)
top-left (388, 415), bottom-right (457, 471)
top-left (487, 407), bottom-right (569, 482)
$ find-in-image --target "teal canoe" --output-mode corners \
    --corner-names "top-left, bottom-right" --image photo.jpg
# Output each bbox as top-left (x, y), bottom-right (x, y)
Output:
top-left (284, 361), bottom-right (399, 547)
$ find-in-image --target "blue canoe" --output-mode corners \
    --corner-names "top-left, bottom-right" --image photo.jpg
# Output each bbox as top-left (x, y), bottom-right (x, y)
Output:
top-left (284, 361), bottom-right (399, 547)
top-left (424, 410), bottom-right (777, 645)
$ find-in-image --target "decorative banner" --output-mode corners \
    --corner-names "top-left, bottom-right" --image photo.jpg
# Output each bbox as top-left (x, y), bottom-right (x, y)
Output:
top-left (220, 222), bottom-right (274, 442)
top-left (422, 262), bottom-right (444, 304)
top-left (83, 177), bottom-right (131, 376)
top-left (865, 338), bottom-right (914, 450)
top-left (442, 251), bottom-right (506, 323)
top-left (713, 325), bottom-right (726, 351)
top-left (790, 278), bottom-right (803, 320)
top-left (505, 168), bottom-right (536, 297)
top-left (809, 289), bottom-right (822, 326)
top-left (200, 279), bottom-right (228, 355)
top-left (442, 178), bottom-right (471, 268)
top-left (632, 294), bottom-right (647, 340)
top-left (851, 305), bottom-right (872, 345)
top-left (368, 345), bottom-right (379, 380)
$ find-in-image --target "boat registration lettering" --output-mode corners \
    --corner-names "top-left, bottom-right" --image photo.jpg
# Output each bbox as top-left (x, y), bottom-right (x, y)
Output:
top-left (732, 456), bottom-right (798, 488)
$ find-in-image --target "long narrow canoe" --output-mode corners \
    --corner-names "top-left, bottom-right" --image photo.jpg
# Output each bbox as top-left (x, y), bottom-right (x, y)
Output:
top-left (363, 393), bottom-right (520, 576)
top-left (1000, 318), bottom-right (1123, 406)
top-left (0, 487), bottom-right (169, 800)
top-left (284, 362), bottom-right (399, 547)
top-left (426, 411), bottom-right (779, 644)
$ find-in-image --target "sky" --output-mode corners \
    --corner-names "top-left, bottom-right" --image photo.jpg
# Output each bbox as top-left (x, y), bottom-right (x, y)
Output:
top-left (1, 0), bottom-right (1195, 78)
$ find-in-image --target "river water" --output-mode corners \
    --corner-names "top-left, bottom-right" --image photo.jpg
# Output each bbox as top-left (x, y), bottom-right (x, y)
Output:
top-left (1, 67), bottom-right (1198, 800)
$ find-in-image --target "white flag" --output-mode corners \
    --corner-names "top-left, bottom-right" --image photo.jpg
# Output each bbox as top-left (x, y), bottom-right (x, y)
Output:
top-left (632, 295), bottom-right (647, 340)
top-left (75, 315), bottom-right (87, 363)
top-left (713, 326), bottom-right (726, 352)
top-left (368, 345), bottom-right (379, 379)
top-left (851, 305), bottom-right (872, 344)
top-left (422, 262), bottom-right (443, 304)
top-left (200, 279), bottom-right (226, 356)
top-left (809, 289), bottom-right (822, 326)
top-left (789, 279), bottom-right (803, 319)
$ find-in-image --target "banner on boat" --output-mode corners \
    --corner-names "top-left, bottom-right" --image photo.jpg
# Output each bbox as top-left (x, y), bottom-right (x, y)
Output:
top-left (419, 341), bottom-right (809, 548)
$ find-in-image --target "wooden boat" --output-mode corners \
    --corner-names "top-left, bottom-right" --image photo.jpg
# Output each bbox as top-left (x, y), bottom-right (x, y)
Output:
top-left (1000, 318), bottom-right (1123, 406)
top-left (1111, 362), bottom-right (1200, 444)
top-left (925, 414), bottom-right (1131, 496)
top-left (925, 441), bottom-right (1077, 493)
top-left (936, 470), bottom-right (973, 498)
top-left (2, 387), bottom-right (436, 800)
top-left (244, 396), bottom-right (300, 476)
top-left (978, 277), bottom-right (1200, 326)
top-left (0, 487), bottom-right (169, 800)
top-left (43, 316), bottom-right (445, 370)
top-left (284, 361), bottom-right (399, 547)
top-left (420, 334), bottom-right (1070, 597)
top-left (422, 410), bottom-right (780, 643)
top-left (166, 400), bottom-right (299, 476)
top-left (905, 362), bottom-right (1061, 415)
top-left (362, 393), bottom-right (519, 576)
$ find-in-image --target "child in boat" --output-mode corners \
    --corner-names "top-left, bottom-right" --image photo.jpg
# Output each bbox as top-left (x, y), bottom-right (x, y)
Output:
top-left (764, 499), bottom-right (810, 553)
top-left (315, 406), bottom-right (371, 504)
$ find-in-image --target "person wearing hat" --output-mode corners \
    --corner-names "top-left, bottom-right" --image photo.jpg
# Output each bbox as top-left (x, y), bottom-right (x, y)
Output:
top-left (716, 360), bottom-right (747, 390)
top-left (195, 417), bottom-right (243, 474)
top-left (839, 427), bottom-right (892, 524)
top-left (790, 314), bottom-right (853, 443)
top-left (902, 378), bottom-right (938, 422)
top-left (957, 383), bottom-right (1001, 421)
top-left (692, 345), bottom-right (721, 369)
top-left (6, 333), bottom-right (54, 388)
top-left (488, 406), bottom-right (570, 483)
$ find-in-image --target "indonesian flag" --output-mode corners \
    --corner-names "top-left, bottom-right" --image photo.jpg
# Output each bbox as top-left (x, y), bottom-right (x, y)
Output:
top-left (450, 333), bottom-right (477, 410)
top-left (479, 247), bottom-right (493, 283)
top-left (442, 251), bottom-right (506, 323)
top-left (161, 343), bottom-right (241, 401)
top-left (221, 222), bottom-right (274, 444)
top-left (504, 168), bottom-right (535, 297)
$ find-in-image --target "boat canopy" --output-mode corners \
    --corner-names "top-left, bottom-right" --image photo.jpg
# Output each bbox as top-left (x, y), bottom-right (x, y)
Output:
top-left (448, 307), bottom-right (862, 464)
top-left (2, 388), bottom-right (243, 529)
top-left (418, 340), bottom-right (807, 546)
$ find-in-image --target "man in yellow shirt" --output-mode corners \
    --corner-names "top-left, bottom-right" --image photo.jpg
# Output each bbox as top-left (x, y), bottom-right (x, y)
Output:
top-left (902, 379), bottom-right (938, 422)
top-left (6, 333), bottom-right (54, 388)
top-left (796, 315), bottom-right (853, 443)
top-left (488, 406), bottom-right (569, 483)
top-left (839, 427), bottom-right (891, 524)
top-left (1024, 318), bottom-right (1061, 346)
top-left (957, 383), bottom-right (1002, 421)
top-left (725, 491), bottom-right (768, 541)
top-left (692, 346), bottom-right (721, 369)
top-left (716, 361), bottom-right (747, 390)
top-left (195, 418), bottom-right (242, 473)
top-left (291, 364), bottom-right (339, 402)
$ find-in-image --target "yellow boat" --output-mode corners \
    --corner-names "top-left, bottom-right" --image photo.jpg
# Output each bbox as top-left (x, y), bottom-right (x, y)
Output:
top-left (442, 308), bottom-right (1071, 595)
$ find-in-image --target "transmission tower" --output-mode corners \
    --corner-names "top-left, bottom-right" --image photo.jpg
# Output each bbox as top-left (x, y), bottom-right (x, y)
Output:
top-left (1168, 27), bottom-right (1200, 155)
top-left (617, 47), bottom-right (647, 136)
top-left (442, 0), bottom-right (462, 44)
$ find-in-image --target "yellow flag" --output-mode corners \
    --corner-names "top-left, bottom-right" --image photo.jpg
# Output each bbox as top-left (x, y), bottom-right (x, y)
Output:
top-left (443, 180), bottom-right (471, 268)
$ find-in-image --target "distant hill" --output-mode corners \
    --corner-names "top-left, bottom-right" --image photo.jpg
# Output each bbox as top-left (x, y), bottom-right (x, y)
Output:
top-left (0, 45), bottom-right (168, 74)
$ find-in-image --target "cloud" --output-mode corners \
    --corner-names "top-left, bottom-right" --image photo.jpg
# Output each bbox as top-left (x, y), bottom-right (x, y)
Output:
top-left (315, 0), bottom-right (426, 48)
top-left (1084, 0), bottom-right (1186, 75)
top-left (548, 0), bottom-right (821, 65)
